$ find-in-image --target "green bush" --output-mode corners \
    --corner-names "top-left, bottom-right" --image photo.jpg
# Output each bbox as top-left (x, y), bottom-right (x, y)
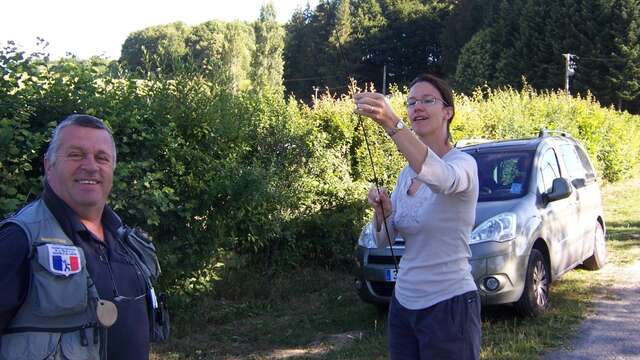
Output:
top-left (2, 49), bottom-right (639, 314)
top-left (455, 84), bottom-right (640, 182)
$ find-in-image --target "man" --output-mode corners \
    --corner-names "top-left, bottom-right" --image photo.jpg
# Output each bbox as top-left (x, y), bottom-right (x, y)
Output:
top-left (0, 114), bottom-right (152, 359)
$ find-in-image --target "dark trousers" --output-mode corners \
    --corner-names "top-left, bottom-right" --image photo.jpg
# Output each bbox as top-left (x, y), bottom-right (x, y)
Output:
top-left (388, 290), bottom-right (481, 360)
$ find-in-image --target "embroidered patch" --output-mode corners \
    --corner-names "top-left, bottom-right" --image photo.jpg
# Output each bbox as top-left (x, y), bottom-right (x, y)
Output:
top-left (46, 244), bottom-right (81, 276)
top-left (40, 237), bottom-right (68, 244)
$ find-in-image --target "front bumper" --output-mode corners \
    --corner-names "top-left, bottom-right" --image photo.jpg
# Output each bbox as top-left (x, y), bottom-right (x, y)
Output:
top-left (354, 245), bottom-right (404, 304)
top-left (354, 241), bottom-right (528, 306)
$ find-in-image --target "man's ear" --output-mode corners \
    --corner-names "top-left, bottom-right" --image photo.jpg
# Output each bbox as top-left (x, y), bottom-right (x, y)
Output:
top-left (43, 158), bottom-right (52, 174)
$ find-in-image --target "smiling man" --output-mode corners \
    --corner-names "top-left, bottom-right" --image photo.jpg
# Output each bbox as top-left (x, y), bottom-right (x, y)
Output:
top-left (0, 114), bottom-right (156, 359)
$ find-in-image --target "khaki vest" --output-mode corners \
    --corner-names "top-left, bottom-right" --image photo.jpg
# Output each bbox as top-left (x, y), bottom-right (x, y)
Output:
top-left (0, 199), bottom-right (102, 360)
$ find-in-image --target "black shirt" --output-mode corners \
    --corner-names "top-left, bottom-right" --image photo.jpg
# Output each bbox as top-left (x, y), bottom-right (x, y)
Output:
top-left (0, 184), bottom-right (150, 359)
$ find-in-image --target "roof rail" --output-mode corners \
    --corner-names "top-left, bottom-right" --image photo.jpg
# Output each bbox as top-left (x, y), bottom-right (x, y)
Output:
top-left (454, 138), bottom-right (493, 147)
top-left (538, 128), bottom-right (571, 138)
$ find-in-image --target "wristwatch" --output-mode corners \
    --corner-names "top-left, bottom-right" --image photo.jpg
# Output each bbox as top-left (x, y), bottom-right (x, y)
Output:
top-left (386, 119), bottom-right (406, 137)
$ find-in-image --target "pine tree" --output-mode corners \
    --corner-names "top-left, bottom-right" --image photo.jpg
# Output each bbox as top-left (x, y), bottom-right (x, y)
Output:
top-left (454, 29), bottom-right (498, 93)
top-left (283, 4), bottom-right (325, 98)
top-left (350, 0), bottom-right (387, 86)
top-left (329, 0), bottom-right (353, 84)
top-left (604, 0), bottom-right (640, 111)
top-left (441, 0), bottom-right (496, 78)
top-left (514, 0), bottom-right (559, 89)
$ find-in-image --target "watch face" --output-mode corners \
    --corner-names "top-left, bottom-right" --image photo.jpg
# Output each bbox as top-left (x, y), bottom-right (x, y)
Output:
top-left (387, 120), bottom-right (407, 137)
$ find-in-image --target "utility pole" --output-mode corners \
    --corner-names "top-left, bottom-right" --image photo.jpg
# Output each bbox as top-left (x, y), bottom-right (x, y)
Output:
top-left (382, 64), bottom-right (387, 95)
top-left (312, 86), bottom-right (319, 105)
top-left (563, 53), bottom-right (578, 95)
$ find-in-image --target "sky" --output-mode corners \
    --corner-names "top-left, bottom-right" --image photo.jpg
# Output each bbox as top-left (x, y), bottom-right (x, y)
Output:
top-left (1, 0), bottom-right (318, 60)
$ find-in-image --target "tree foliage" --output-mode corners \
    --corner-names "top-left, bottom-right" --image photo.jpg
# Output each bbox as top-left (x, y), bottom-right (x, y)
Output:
top-left (2, 45), bottom-right (639, 311)
top-left (250, 2), bottom-right (285, 93)
top-left (283, 0), bottom-right (455, 98)
top-left (113, 0), bottom-right (640, 111)
top-left (280, 0), bottom-right (640, 112)
top-left (4, 0), bottom-right (640, 315)
top-left (451, 0), bottom-right (640, 111)
top-left (119, 22), bottom-right (191, 75)
top-left (119, 19), bottom-right (257, 92)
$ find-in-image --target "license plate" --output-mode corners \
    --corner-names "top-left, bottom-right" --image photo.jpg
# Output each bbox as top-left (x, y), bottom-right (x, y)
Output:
top-left (385, 268), bottom-right (398, 281)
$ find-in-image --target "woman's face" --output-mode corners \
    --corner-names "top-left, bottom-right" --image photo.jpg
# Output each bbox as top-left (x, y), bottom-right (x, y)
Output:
top-left (407, 81), bottom-right (452, 140)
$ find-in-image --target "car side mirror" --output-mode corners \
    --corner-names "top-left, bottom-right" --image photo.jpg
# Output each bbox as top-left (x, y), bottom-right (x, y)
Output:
top-left (543, 177), bottom-right (573, 205)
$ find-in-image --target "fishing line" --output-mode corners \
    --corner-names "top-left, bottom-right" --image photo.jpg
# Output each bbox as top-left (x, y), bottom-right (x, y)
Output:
top-left (357, 114), bottom-right (399, 274)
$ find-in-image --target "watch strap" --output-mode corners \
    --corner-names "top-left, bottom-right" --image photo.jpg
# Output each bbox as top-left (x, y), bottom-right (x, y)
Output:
top-left (386, 119), bottom-right (406, 137)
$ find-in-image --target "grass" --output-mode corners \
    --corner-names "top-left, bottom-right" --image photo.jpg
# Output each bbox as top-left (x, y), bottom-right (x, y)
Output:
top-left (152, 177), bottom-right (640, 359)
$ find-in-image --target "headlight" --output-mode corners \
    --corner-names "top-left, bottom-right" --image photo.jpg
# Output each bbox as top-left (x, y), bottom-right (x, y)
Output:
top-left (470, 212), bottom-right (517, 244)
top-left (357, 222), bottom-right (378, 248)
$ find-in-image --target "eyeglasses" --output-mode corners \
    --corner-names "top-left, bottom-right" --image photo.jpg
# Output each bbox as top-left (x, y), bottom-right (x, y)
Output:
top-left (406, 96), bottom-right (449, 108)
top-left (104, 250), bottom-right (147, 303)
top-left (114, 293), bottom-right (146, 303)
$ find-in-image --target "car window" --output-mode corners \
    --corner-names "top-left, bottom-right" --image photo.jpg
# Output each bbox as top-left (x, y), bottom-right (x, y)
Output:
top-left (469, 150), bottom-right (534, 202)
top-left (574, 145), bottom-right (596, 180)
top-left (538, 148), bottom-right (561, 193)
top-left (559, 143), bottom-right (586, 180)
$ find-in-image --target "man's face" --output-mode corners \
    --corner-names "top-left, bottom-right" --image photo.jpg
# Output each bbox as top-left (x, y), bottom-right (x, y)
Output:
top-left (45, 125), bottom-right (115, 215)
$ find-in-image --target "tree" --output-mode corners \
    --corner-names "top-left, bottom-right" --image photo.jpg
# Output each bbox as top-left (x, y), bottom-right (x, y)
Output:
top-left (513, 0), bottom-right (559, 90)
top-left (602, 0), bottom-right (640, 111)
top-left (119, 22), bottom-right (190, 76)
top-left (440, 0), bottom-right (496, 78)
top-left (368, 0), bottom-right (451, 85)
top-left (221, 21), bottom-right (255, 92)
top-left (328, 0), bottom-right (353, 83)
top-left (185, 20), bottom-right (227, 75)
top-left (250, 2), bottom-right (285, 93)
top-left (283, 1), bottom-right (340, 99)
top-left (283, 5), bottom-right (316, 97)
top-left (454, 29), bottom-right (498, 93)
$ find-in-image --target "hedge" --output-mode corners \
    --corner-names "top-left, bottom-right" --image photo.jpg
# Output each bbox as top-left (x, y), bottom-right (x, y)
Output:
top-left (2, 48), bottom-right (639, 307)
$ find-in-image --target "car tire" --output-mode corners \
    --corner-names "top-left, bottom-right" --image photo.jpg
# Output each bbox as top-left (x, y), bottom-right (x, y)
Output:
top-left (583, 222), bottom-right (606, 270)
top-left (515, 249), bottom-right (550, 317)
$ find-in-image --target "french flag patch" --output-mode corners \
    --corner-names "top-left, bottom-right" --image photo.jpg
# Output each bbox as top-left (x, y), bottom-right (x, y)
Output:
top-left (47, 244), bottom-right (81, 276)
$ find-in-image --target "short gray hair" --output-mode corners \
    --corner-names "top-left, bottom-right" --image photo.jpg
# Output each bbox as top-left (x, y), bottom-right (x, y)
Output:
top-left (45, 114), bottom-right (117, 168)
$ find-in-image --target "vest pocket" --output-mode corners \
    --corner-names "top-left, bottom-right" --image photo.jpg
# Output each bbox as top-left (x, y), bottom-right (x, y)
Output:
top-left (31, 244), bottom-right (89, 317)
top-left (60, 329), bottom-right (100, 360)
top-left (0, 332), bottom-right (60, 360)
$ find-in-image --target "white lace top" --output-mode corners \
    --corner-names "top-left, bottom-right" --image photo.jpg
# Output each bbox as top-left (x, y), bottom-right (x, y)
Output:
top-left (375, 147), bottom-right (479, 310)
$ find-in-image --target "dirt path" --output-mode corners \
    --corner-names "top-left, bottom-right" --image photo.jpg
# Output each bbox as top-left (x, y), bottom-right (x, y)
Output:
top-left (253, 331), bottom-right (363, 359)
top-left (541, 260), bottom-right (640, 360)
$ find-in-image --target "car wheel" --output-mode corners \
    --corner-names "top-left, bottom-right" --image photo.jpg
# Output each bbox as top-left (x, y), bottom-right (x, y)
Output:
top-left (515, 249), bottom-right (550, 317)
top-left (583, 222), bottom-right (606, 270)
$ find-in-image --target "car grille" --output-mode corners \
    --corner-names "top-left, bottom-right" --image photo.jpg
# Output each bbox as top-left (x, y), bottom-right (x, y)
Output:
top-left (368, 255), bottom-right (402, 265)
top-left (370, 281), bottom-right (395, 297)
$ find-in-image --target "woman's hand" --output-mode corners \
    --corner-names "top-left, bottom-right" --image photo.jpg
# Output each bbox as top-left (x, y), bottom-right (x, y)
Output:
top-left (354, 92), bottom-right (402, 131)
top-left (368, 186), bottom-right (392, 230)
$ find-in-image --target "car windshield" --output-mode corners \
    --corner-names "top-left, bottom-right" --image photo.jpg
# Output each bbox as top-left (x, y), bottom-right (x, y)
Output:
top-left (467, 150), bottom-right (534, 202)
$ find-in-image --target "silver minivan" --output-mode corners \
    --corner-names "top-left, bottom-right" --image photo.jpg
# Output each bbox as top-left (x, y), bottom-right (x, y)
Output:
top-left (354, 130), bottom-right (606, 316)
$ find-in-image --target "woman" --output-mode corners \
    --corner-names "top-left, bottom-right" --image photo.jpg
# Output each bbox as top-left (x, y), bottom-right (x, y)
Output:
top-left (354, 74), bottom-right (481, 359)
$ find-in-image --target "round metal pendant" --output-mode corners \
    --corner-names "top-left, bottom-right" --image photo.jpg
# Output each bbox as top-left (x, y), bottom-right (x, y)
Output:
top-left (96, 300), bottom-right (118, 327)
